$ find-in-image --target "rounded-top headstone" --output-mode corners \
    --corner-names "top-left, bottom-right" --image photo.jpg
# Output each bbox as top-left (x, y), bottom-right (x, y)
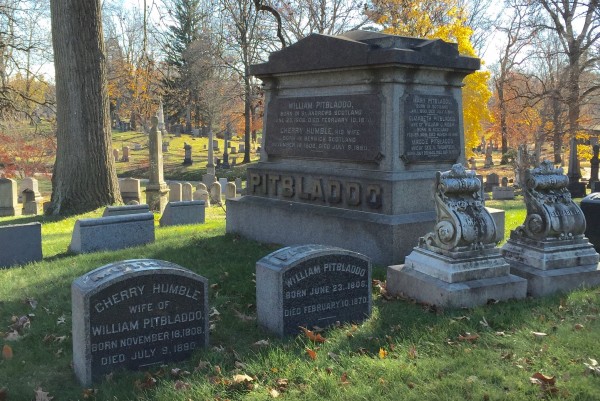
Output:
top-left (256, 244), bottom-right (371, 336)
top-left (72, 259), bottom-right (209, 386)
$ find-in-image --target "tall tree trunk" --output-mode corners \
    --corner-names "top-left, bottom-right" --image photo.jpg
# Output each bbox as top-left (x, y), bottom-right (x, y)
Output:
top-left (49, 0), bottom-right (121, 215)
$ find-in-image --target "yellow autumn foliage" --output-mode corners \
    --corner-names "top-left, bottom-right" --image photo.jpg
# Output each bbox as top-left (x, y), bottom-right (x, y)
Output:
top-left (369, 0), bottom-right (492, 158)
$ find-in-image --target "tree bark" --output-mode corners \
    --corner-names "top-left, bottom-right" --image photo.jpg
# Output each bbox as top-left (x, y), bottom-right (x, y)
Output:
top-left (49, 0), bottom-right (122, 215)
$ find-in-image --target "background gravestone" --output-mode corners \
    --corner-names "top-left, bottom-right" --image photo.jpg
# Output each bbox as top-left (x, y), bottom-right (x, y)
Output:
top-left (72, 259), bottom-right (209, 386)
top-left (257, 245), bottom-right (371, 336)
top-left (227, 30), bottom-right (480, 265)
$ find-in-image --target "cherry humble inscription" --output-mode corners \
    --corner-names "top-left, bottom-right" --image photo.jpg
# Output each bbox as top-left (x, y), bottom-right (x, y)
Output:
top-left (72, 259), bottom-right (209, 386)
top-left (265, 94), bottom-right (381, 162)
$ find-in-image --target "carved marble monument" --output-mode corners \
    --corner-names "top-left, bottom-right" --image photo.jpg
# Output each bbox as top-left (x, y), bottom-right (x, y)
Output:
top-left (387, 164), bottom-right (527, 307)
top-left (145, 115), bottom-right (169, 212)
top-left (501, 160), bottom-right (600, 296)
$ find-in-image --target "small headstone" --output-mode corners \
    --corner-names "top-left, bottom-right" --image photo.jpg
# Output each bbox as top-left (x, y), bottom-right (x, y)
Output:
top-left (159, 201), bottom-right (206, 226)
top-left (18, 177), bottom-right (43, 203)
top-left (183, 143), bottom-right (193, 165)
top-left (181, 182), bottom-right (193, 201)
top-left (225, 182), bottom-right (236, 199)
top-left (169, 182), bottom-right (183, 202)
top-left (102, 204), bottom-right (150, 217)
top-left (72, 259), bottom-right (209, 386)
top-left (484, 144), bottom-right (493, 168)
top-left (69, 213), bottom-right (155, 254)
top-left (235, 178), bottom-right (242, 194)
top-left (192, 128), bottom-right (200, 137)
top-left (219, 178), bottom-right (228, 194)
top-left (484, 173), bottom-right (499, 192)
top-left (119, 178), bottom-right (142, 204)
top-left (113, 149), bottom-right (119, 161)
top-left (22, 189), bottom-right (42, 215)
top-left (492, 186), bottom-right (515, 200)
top-left (122, 146), bottom-right (130, 162)
top-left (194, 189), bottom-right (210, 205)
top-left (210, 182), bottom-right (222, 204)
top-left (0, 222), bottom-right (42, 268)
top-left (501, 177), bottom-right (508, 187)
top-left (0, 178), bottom-right (19, 217)
top-left (134, 143), bottom-right (142, 151)
top-left (162, 143), bottom-right (169, 152)
top-left (196, 183), bottom-right (207, 192)
top-left (257, 245), bottom-right (371, 336)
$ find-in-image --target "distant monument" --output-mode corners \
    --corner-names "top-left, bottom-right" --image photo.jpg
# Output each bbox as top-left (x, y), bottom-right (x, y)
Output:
top-left (183, 142), bottom-right (193, 165)
top-left (567, 137), bottom-right (586, 197)
top-left (157, 99), bottom-right (166, 133)
top-left (502, 160), bottom-right (600, 296)
top-left (226, 31), bottom-right (481, 265)
top-left (589, 144), bottom-right (599, 191)
top-left (387, 164), bottom-right (526, 307)
top-left (145, 115), bottom-right (169, 212)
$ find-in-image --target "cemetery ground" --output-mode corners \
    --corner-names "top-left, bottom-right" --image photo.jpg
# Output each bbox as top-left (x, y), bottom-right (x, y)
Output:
top-left (0, 202), bottom-right (599, 400)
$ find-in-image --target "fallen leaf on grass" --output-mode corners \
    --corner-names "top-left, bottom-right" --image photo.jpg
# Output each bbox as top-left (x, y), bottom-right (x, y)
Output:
top-left (10, 315), bottom-right (30, 331)
top-left (584, 358), bottom-right (600, 376)
top-left (34, 387), bottom-right (53, 401)
top-left (276, 378), bottom-right (288, 390)
top-left (269, 388), bottom-right (280, 398)
top-left (299, 327), bottom-right (326, 343)
top-left (234, 361), bottom-right (247, 370)
top-left (457, 333), bottom-right (479, 342)
top-left (82, 388), bottom-right (97, 399)
top-left (306, 348), bottom-right (317, 360)
top-left (328, 352), bottom-right (340, 362)
top-left (2, 345), bottom-right (13, 360)
top-left (174, 380), bottom-right (191, 391)
top-left (253, 339), bottom-right (269, 347)
top-left (195, 360), bottom-right (211, 371)
top-left (209, 308), bottom-right (221, 317)
top-left (4, 330), bottom-right (21, 341)
top-left (408, 345), bottom-right (418, 359)
top-left (574, 324), bottom-right (584, 330)
top-left (56, 316), bottom-right (66, 325)
top-left (25, 297), bottom-right (38, 309)
top-left (372, 279), bottom-right (393, 300)
top-left (530, 372), bottom-right (558, 395)
top-left (531, 331), bottom-right (547, 338)
top-left (234, 310), bottom-right (255, 321)
top-left (135, 373), bottom-right (157, 390)
top-left (378, 347), bottom-right (388, 359)
top-left (340, 372), bottom-right (350, 385)
top-left (171, 368), bottom-right (190, 378)
top-left (233, 374), bottom-right (254, 383)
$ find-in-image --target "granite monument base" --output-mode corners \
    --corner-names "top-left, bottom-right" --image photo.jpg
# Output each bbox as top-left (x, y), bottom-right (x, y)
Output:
top-left (226, 196), bottom-right (435, 266)
top-left (502, 235), bottom-right (600, 296)
top-left (387, 247), bottom-right (527, 307)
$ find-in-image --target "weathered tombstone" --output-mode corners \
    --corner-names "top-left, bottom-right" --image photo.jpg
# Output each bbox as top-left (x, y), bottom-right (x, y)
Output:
top-left (567, 137), bottom-right (586, 197)
top-left (134, 143), bottom-right (142, 151)
top-left (202, 174), bottom-right (216, 188)
top-left (119, 178), bottom-right (141, 205)
top-left (227, 31), bottom-right (480, 265)
top-left (484, 144), bottom-right (493, 168)
top-left (159, 201), bottom-right (206, 226)
top-left (218, 178), bottom-right (228, 194)
top-left (469, 157), bottom-right (476, 170)
top-left (18, 177), bottom-right (43, 203)
top-left (69, 213), bottom-right (155, 254)
top-left (387, 164), bottom-right (526, 307)
top-left (179, 182), bottom-right (192, 201)
top-left (0, 178), bottom-right (19, 217)
top-left (235, 178), bottom-right (243, 194)
top-left (182, 143), bottom-right (193, 165)
top-left (492, 186), bottom-right (515, 200)
top-left (102, 204), bottom-right (150, 217)
top-left (589, 144), bottom-right (599, 190)
top-left (122, 146), bottom-right (130, 162)
top-left (0, 222), bottom-right (42, 268)
top-left (225, 182), bottom-right (236, 199)
top-left (146, 115), bottom-right (170, 213)
top-left (169, 182), bottom-right (183, 202)
top-left (210, 182), bottom-right (221, 204)
top-left (194, 189), bottom-right (210, 205)
top-left (501, 161), bottom-right (600, 296)
top-left (113, 149), bottom-right (119, 162)
top-left (22, 189), bottom-right (42, 215)
top-left (484, 173), bottom-right (499, 192)
top-left (162, 142), bottom-right (169, 152)
top-left (256, 245), bottom-right (371, 336)
top-left (72, 259), bottom-right (209, 386)
top-left (196, 182), bottom-right (207, 192)
top-left (157, 99), bottom-right (166, 132)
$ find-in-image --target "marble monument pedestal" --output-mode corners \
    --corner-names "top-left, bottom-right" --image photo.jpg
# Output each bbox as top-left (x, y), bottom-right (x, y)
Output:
top-left (388, 246), bottom-right (527, 308)
top-left (502, 234), bottom-right (600, 297)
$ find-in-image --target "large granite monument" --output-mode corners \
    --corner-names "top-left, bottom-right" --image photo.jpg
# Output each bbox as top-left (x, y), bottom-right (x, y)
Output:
top-left (387, 164), bottom-right (526, 307)
top-left (226, 31), bottom-right (480, 265)
top-left (502, 161), bottom-right (600, 296)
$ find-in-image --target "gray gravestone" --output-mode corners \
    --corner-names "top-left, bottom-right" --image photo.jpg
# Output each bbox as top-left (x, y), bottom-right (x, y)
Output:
top-left (122, 146), bottom-right (130, 162)
top-left (119, 178), bottom-right (142, 204)
top-left (0, 222), bottom-right (42, 268)
top-left (113, 149), bottom-right (119, 162)
top-left (484, 173), bottom-right (499, 192)
top-left (0, 178), bottom-right (19, 217)
top-left (210, 182), bottom-right (221, 204)
top-left (102, 204), bottom-right (150, 217)
top-left (159, 201), bottom-right (206, 227)
top-left (227, 31), bottom-right (480, 265)
top-left (218, 178), bottom-right (228, 194)
top-left (257, 245), bottom-right (371, 336)
top-left (169, 182), bottom-right (183, 202)
top-left (181, 182), bottom-right (193, 201)
top-left (225, 182), bottom-right (236, 199)
top-left (72, 259), bottom-right (209, 386)
top-left (69, 213), bottom-right (155, 254)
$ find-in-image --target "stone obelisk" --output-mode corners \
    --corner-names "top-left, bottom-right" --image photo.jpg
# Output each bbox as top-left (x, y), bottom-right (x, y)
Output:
top-left (146, 115), bottom-right (169, 212)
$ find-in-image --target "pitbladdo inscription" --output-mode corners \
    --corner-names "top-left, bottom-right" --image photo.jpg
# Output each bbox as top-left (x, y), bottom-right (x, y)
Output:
top-left (265, 94), bottom-right (381, 162)
top-left (402, 94), bottom-right (461, 163)
top-left (257, 245), bottom-right (372, 336)
top-left (72, 259), bottom-right (208, 386)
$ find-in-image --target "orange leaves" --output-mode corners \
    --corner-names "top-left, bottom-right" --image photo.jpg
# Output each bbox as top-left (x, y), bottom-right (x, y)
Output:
top-left (299, 327), bottom-right (326, 343)
top-left (530, 372), bottom-right (558, 395)
top-left (2, 345), bottom-right (13, 360)
top-left (457, 333), bottom-right (480, 343)
top-left (306, 348), bottom-right (317, 360)
top-left (378, 347), bottom-right (388, 359)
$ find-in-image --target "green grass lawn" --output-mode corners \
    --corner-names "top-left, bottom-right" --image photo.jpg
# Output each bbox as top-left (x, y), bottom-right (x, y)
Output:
top-left (0, 204), bottom-right (599, 400)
